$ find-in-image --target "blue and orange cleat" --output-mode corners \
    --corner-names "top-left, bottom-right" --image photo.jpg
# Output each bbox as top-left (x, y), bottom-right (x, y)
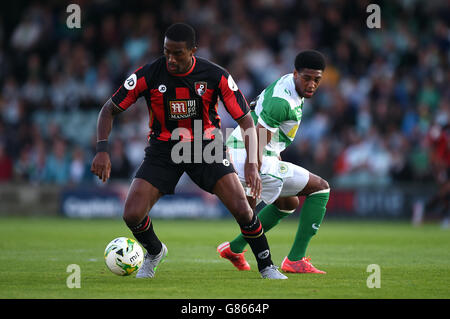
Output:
top-left (281, 256), bottom-right (326, 274)
top-left (217, 242), bottom-right (251, 271)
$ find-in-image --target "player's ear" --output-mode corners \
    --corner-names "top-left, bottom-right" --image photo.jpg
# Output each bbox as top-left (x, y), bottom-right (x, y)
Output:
top-left (190, 46), bottom-right (198, 55)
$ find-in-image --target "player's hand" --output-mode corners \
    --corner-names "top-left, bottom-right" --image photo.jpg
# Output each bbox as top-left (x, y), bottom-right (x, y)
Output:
top-left (91, 152), bottom-right (111, 183)
top-left (244, 162), bottom-right (261, 199)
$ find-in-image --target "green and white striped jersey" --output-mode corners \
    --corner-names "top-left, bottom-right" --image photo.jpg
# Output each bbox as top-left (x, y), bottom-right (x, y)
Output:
top-left (226, 73), bottom-right (304, 156)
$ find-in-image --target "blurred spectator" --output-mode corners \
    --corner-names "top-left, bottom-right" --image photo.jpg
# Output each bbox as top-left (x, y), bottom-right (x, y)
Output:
top-left (109, 139), bottom-right (132, 181)
top-left (28, 139), bottom-right (47, 184)
top-left (90, 59), bottom-right (113, 104)
top-left (426, 123), bottom-right (450, 227)
top-left (41, 139), bottom-right (71, 185)
top-left (1, 76), bottom-right (22, 126)
top-left (0, 142), bottom-right (13, 182)
top-left (22, 74), bottom-right (46, 106)
top-left (125, 134), bottom-right (147, 171)
top-left (69, 146), bottom-right (91, 184)
top-left (334, 127), bottom-right (393, 187)
top-left (10, 11), bottom-right (43, 52)
top-left (14, 145), bottom-right (34, 182)
top-left (428, 123), bottom-right (450, 185)
top-left (48, 73), bottom-right (79, 110)
top-left (414, 123), bottom-right (450, 227)
top-left (408, 138), bottom-right (431, 182)
top-left (244, 36), bottom-right (275, 87)
top-left (311, 138), bottom-right (334, 181)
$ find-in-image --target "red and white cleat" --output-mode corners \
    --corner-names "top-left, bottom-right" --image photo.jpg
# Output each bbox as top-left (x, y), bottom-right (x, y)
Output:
top-left (281, 256), bottom-right (326, 274)
top-left (217, 242), bottom-right (251, 271)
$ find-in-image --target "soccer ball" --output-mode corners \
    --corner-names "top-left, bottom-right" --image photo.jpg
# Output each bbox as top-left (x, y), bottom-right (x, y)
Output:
top-left (104, 237), bottom-right (144, 276)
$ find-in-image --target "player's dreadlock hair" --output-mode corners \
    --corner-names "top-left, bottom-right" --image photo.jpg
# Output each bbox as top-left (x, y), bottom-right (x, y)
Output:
top-left (165, 23), bottom-right (196, 49)
top-left (295, 50), bottom-right (326, 71)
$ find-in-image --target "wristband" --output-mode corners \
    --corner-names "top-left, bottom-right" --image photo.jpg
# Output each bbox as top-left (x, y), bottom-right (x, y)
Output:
top-left (96, 140), bottom-right (109, 153)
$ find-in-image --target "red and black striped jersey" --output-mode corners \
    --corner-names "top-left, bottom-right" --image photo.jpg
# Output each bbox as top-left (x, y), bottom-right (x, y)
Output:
top-left (111, 56), bottom-right (249, 144)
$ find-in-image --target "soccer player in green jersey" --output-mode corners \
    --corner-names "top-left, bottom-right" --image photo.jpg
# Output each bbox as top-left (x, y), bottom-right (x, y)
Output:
top-left (217, 50), bottom-right (330, 273)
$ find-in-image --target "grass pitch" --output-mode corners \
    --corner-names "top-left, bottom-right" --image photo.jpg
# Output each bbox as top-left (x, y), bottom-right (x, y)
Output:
top-left (0, 217), bottom-right (449, 299)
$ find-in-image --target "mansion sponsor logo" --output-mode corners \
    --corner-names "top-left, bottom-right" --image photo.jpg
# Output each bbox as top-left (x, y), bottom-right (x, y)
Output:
top-left (169, 100), bottom-right (198, 120)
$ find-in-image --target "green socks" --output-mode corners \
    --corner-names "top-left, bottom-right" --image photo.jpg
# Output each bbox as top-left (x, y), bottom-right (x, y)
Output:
top-left (229, 189), bottom-right (330, 260)
top-left (229, 204), bottom-right (291, 253)
top-left (287, 190), bottom-right (329, 261)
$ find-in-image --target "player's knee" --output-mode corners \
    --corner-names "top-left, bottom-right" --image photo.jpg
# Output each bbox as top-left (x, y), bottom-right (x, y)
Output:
top-left (274, 196), bottom-right (299, 211)
top-left (229, 199), bottom-right (253, 224)
top-left (123, 203), bottom-right (146, 227)
top-left (319, 178), bottom-right (330, 191)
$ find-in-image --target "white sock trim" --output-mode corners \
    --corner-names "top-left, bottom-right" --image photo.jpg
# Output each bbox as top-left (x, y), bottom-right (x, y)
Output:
top-left (279, 209), bottom-right (296, 214)
top-left (308, 188), bottom-right (330, 196)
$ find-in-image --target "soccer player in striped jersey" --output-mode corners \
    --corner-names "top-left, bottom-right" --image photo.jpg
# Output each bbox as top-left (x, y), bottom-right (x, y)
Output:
top-left (91, 23), bottom-right (286, 279)
top-left (218, 50), bottom-right (330, 274)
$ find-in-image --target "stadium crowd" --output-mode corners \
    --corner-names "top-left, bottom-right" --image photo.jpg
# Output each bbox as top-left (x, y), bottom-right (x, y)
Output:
top-left (0, 0), bottom-right (448, 190)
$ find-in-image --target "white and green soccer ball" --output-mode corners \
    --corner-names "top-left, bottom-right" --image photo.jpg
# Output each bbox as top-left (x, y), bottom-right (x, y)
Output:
top-left (104, 237), bottom-right (144, 276)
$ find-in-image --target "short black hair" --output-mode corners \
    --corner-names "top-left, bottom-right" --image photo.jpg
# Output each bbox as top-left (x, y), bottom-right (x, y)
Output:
top-left (295, 50), bottom-right (326, 71)
top-left (164, 23), bottom-right (196, 49)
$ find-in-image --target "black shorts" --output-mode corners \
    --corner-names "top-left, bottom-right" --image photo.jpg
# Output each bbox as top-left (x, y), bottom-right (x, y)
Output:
top-left (135, 141), bottom-right (236, 194)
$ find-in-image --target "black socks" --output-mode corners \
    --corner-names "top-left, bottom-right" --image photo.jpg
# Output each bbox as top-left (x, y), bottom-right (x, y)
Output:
top-left (239, 213), bottom-right (273, 271)
top-left (127, 215), bottom-right (162, 255)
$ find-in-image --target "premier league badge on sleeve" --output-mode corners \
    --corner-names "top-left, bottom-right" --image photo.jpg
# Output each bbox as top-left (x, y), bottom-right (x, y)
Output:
top-left (195, 81), bottom-right (207, 96)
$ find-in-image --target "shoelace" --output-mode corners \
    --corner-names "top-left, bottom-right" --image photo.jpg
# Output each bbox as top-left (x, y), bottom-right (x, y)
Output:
top-left (230, 249), bottom-right (247, 257)
top-left (301, 257), bottom-right (318, 271)
top-left (228, 249), bottom-right (247, 263)
top-left (302, 256), bottom-right (312, 263)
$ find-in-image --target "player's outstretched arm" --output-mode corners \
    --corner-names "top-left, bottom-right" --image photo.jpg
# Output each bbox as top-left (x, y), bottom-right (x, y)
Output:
top-left (90, 99), bottom-right (123, 183)
top-left (236, 112), bottom-right (261, 199)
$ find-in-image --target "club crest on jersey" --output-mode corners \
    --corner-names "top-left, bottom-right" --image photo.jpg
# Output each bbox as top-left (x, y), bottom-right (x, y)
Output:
top-left (194, 81), bottom-right (207, 96)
